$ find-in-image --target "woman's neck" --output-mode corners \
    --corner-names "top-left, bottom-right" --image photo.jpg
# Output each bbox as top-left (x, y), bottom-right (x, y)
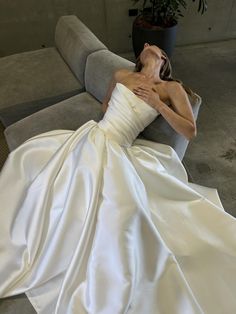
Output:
top-left (140, 62), bottom-right (163, 84)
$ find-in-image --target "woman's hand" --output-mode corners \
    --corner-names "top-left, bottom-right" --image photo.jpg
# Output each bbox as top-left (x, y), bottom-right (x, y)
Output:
top-left (133, 84), bottom-right (161, 110)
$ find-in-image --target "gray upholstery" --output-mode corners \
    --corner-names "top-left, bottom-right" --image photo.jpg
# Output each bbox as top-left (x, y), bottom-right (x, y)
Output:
top-left (4, 93), bottom-right (103, 152)
top-left (0, 47), bottom-right (83, 126)
top-left (3, 15), bottom-right (202, 161)
top-left (85, 50), bottom-right (135, 103)
top-left (55, 15), bottom-right (107, 85)
top-left (0, 88), bottom-right (83, 128)
top-left (0, 15), bottom-right (107, 127)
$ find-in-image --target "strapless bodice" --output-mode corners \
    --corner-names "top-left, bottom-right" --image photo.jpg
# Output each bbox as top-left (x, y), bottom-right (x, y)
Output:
top-left (97, 83), bottom-right (159, 147)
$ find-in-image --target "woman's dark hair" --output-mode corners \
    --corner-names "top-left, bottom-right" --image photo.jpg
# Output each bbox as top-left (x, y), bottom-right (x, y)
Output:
top-left (134, 48), bottom-right (197, 100)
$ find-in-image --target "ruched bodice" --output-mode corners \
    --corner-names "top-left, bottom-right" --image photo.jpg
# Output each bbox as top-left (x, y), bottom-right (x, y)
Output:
top-left (97, 83), bottom-right (159, 146)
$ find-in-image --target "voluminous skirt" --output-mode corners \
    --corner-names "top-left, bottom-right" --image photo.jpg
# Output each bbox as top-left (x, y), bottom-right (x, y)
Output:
top-left (0, 120), bottom-right (236, 314)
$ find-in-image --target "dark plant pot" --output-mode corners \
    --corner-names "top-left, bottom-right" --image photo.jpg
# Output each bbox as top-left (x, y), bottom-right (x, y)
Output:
top-left (132, 15), bottom-right (178, 60)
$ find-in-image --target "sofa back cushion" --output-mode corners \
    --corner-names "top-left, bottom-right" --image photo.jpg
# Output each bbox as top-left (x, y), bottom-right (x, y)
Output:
top-left (55, 15), bottom-right (107, 85)
top-left (84, 49), bottom-right (135, 103)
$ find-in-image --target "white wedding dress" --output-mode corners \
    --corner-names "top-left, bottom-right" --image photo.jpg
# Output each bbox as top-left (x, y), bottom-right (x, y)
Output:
top-left (0, 82), bottom-right (236, 314)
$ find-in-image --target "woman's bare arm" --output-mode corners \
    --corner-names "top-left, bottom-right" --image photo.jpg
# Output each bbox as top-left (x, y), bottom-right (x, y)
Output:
top-left (133, 81), bottom-right (197, 140)
top-left (156, 82), bottom-right (197, 140)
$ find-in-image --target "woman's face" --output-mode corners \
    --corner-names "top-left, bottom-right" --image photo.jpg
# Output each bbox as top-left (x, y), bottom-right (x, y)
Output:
top-left (140, 43), bottom-right (166, 65)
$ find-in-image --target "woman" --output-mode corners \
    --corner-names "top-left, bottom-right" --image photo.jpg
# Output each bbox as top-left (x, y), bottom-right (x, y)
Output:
top-left (102, 42), bottom-right (197, 141)
top-left (0, 43), bottom-right (236, 314)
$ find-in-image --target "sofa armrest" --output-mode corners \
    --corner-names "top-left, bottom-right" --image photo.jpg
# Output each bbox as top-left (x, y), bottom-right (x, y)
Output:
top-left (55, 15), bottom-right (107, 85)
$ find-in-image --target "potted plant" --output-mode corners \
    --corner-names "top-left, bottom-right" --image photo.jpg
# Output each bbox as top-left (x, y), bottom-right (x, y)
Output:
top-left (132, 0), bottom-right (208, 58)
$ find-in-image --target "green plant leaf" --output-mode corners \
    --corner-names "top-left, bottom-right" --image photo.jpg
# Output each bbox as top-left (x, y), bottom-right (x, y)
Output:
top-left (131, 0), bottom-right (208, 27)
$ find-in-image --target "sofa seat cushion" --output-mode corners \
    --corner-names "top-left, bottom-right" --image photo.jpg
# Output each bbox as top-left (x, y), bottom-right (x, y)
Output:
top-left (4, 92), bottom-right (103, 152)
top-left (0, 47), bottom-right (84, 126)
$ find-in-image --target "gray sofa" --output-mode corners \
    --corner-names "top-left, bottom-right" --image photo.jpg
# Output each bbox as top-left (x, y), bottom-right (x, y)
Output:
top-left (0, 15), bottom-right (107, 127)
top-left (2, 15), bottom-right (202, 161)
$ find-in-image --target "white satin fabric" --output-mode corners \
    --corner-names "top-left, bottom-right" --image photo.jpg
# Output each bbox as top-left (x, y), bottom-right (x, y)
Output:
top-left (0, 82), bottom-right (236, 314)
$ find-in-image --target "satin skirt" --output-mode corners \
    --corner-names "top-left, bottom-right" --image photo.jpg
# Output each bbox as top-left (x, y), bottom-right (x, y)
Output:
top-left (0, 120), bottom-right (236, 314)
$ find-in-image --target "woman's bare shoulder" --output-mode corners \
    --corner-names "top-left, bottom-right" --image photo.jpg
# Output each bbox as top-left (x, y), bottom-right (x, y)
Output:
top-left (165, 80), bottom-right (184, 93)
top-left (114, 68), bottom-right (133, 81)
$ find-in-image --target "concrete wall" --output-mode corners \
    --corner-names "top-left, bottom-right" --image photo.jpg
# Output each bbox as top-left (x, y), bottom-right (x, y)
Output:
top-left (0, 0), bottom-right (235, 57)
top-left (0, 0), bottom-right (107, 57)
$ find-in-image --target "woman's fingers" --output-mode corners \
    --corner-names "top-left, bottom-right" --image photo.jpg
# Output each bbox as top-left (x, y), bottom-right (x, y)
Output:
top-left (138, 83), bottom-right (151, 89)
top-left (136, 91), bottom-right (148, 97)
top-left (134, 87), bottom-right (148, 94)
top-left (135, 90), bottom-right (146, 95)
top-left (133, 85), bottom-right (151, 102)
top-left (136, 86), bottom-right (148, 91)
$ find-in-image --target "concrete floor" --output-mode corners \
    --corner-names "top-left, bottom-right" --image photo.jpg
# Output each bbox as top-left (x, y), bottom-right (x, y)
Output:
top-left (173, 39), bottom-right (236, 217)
top-left (0, 38), bottom-right (236, 313)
